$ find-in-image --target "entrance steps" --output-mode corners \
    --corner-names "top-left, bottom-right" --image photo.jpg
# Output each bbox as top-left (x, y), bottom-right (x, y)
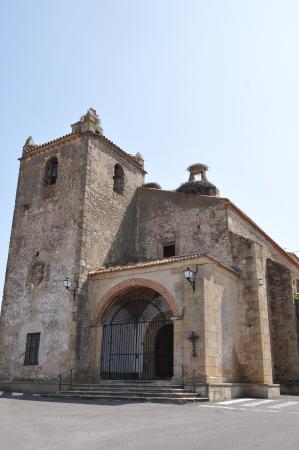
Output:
top-left (44, 381), bottom-right (209, 404)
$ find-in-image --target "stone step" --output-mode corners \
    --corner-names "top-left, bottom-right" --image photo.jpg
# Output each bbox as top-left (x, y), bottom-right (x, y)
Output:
top-left (69, 386), bottom-right (192, 392)
top-left (60, 390), bottom-right (199, 398)
top-left (83, 380), bottom-right (173, 384)
top-left (46, 382), bottom-right (208, 404)
top-left (72, 382), bottom-right (184, 389)
top-left (42, 392), bottom-right (208, 404)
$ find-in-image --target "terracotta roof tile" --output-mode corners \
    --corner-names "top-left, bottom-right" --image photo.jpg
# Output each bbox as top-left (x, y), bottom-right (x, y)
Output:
top-left (21, 132), bottom-right (80, 160)
top-left (89, 253), bottom-right (240, 277)
top-left (22, 131), bottom-right (145, 173)
top-left (226, 201), bottom-right (299, 271)
top-left (99, 134), bottom-right (146, 173)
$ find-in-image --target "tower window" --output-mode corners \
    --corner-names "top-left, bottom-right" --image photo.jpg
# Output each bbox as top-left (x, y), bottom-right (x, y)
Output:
top-left (44, 157), bottom-right (58, 186)
top-left (24, 333), bottom-right (40, 365)
top-left (113, 163), bottom-right (124, 194)
top-left (163, 242), bottom-right (176, 258)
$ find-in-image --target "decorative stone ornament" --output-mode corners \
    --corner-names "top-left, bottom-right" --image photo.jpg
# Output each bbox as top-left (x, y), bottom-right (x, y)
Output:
top-left (134, 152), bottom-right (144, 168)
top-left (71, 108), bottom-right (103, 135)
top-left (22, 136), bottom-right (36, 155)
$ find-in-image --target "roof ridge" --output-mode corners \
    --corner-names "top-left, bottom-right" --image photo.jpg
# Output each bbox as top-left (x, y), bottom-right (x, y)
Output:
top-left (226, 200), bottom-right (299, 271)
top-left (89, 253), bottom-right (240, 277)
top-left (22, 132), bottom-right (76, 156)
top-left (21, 131), bottom-right (145, 173)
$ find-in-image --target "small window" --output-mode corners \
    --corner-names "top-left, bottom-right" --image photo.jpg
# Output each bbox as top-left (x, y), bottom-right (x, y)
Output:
top-left (44, 157), bottom-right (58, 186)
top-left (113, 163), bottom-right (124, 194)
top-left (296, 280), bottom-right (299, 294)
top-left (163, 243), bottom-right (176, 258)
top-left (24, 333), bottom-right (40, 365)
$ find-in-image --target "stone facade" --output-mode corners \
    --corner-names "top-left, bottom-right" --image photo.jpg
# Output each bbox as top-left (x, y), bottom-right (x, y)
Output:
top-left (0, 108), bottom-right (299, 399)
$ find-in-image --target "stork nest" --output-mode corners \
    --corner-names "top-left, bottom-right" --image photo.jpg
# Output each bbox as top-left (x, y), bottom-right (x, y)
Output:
top-left (143, 182), bottom-right (162, 189)
top-left (176, 181), bottom-right (219, 196)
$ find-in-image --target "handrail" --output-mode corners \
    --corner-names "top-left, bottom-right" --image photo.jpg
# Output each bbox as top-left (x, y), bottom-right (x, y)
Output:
top-left (58, 367), bottom-right (74, 391)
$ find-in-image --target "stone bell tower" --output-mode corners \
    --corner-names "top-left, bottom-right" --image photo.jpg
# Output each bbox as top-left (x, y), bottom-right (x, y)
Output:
top-left (0, 108), bottom-right (145, 385)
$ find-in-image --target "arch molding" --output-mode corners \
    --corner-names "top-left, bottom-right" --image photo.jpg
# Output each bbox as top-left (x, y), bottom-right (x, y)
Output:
top-left (93, 278), bottom-right (180, 324)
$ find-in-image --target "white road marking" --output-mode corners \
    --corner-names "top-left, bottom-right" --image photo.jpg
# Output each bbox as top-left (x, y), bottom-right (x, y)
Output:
top-left (268, 401), bottom-right (298, 409)
top-left (201, 405), bottom-right (279, 413)
top-left (200, 399), bottom-right (299, 414)
top-left (242, 400), bottom-right (275, 407)
top-left (216, 398), bottom-right (254, 405)
top-left (12, 392), bottom-right (23, 396)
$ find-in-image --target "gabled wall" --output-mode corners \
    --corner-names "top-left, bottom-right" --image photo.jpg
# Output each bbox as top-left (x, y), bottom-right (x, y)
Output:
top-left (136, 188), bottom-right (232, 265)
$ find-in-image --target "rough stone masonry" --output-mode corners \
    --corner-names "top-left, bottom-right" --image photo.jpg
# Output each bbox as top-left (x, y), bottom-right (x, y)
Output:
top-left (0, 108), bottom-right (299, 400)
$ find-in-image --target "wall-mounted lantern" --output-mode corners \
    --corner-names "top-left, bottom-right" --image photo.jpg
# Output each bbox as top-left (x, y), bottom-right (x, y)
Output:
top-left (184, 266), bottom-right (197, 291)
top-left (63, 276), bottom-right (81, 298)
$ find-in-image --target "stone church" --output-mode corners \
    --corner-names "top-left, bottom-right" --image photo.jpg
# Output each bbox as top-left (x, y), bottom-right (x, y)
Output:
top-left (1, 108), bottom-right (299, 400)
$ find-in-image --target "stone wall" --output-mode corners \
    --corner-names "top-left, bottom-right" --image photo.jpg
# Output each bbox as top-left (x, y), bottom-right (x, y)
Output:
top-left (2, 117), bottom-right (298, 390)
top-left (0, 135), bottom-right (87, 380)
top-left (0, 130), bottom-right (144, 381)
top-left (228, 207), bottom-right (299, 382)
top-left (230, 234), bottom-right (273, 383)
top-left (74, 135), bottom-right (144, 376)
top-left (136, 188), bottom-right (232, 265)
top-left (201, 264), bottom-right (243, 383)
top-left (88, 256), bottom-right (243, 385)
top-left (81, 136), bottom-right (144, 270)
top-left (266, 259), bottom-right (299, 381)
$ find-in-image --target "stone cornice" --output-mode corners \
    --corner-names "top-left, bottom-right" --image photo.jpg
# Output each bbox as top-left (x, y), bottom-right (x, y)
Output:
top-left (20, 133), bottom-right (80, 161)
top-left (20, 131), bottom-right (146, 174)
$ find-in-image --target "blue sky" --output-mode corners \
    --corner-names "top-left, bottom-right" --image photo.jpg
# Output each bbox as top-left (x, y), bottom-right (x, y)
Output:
top-left (1, 0), bottom-right (299, 300)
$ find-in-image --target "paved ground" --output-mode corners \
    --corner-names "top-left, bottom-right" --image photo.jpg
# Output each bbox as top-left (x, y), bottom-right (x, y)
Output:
top-left (1, 394), bottom-right (299, 449)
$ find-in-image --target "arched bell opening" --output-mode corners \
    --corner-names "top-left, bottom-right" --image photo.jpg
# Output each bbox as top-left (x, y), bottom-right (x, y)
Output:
top-left (100, 287), bottom-right (174, 380)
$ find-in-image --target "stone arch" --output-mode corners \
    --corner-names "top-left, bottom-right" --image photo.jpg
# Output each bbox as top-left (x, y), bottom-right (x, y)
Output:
top-left (44, 156), bottom-right (58, 185)
top-left (94, 278), bottom-right (180, 324)
top-left (113, 163), bottom-right (124, 194)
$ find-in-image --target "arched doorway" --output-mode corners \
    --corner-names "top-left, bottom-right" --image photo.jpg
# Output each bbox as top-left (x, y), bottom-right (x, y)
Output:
top-left (100, 287), bottom-right (174, 380)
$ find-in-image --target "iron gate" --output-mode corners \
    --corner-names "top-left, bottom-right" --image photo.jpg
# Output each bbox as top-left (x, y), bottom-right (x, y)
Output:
top-left (101, 319), bottom-right (173, 380)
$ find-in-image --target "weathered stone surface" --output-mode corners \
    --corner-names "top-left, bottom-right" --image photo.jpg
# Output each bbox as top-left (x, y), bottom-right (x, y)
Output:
top-left (1, 111), bottom-right (299, 400)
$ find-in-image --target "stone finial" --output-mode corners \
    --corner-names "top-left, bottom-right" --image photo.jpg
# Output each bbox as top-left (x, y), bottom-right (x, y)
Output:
top-left (23, 136), bottom-right (36, 155)
top-left (71, 108), bottom-right (103, 135)
top-left (24, 136), bottom-right (35, 147)
top-left (134, 152), bottom-right (144, 168)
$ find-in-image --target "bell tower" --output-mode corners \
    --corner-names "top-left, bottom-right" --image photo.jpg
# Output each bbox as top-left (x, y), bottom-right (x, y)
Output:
top-left (0, 109), bottom-right (145, 384)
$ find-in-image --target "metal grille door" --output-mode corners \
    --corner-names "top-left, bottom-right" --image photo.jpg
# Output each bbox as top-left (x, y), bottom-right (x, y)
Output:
top-left (101, 320), bottom-right (173, 380)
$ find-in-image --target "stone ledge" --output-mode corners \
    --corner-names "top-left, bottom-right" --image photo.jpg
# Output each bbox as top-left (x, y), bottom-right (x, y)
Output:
top-left (0, 380), bottom-right (61, 394)
top-left (184, 382), bottom-right (280, 401)
top-left (279, 381), bottom-right (299, 395)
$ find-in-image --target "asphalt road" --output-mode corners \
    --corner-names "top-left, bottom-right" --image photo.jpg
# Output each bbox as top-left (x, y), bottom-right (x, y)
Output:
top-left (1, 394), bottom-right (299, 450)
